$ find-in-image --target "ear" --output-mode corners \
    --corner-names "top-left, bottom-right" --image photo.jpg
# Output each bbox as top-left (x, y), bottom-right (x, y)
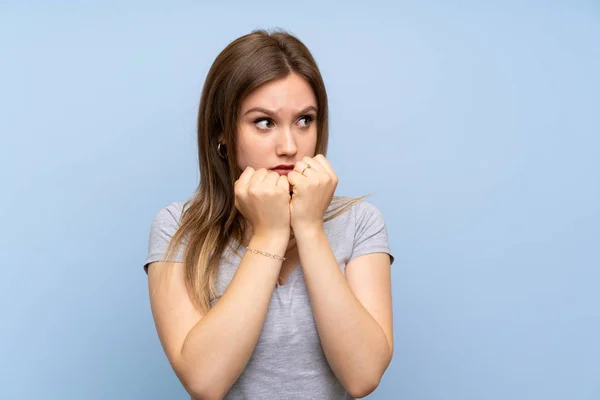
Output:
top-left (218, 133), bottom-right (225, 144)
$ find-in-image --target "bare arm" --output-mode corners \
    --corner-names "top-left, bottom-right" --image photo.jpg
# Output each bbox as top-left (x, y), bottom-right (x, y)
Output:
top-left (148, 233), bottom-right (288, 400)
top-left (294, 226), bottom-right (393, 399)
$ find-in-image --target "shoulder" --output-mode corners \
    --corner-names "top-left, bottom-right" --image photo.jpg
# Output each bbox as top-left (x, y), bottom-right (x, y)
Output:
top-left (147, 201), bottom-right (189, 247)
top-left (348, 199), bottom-right (394, 265)
top-left (153, 201), bottom-right (186, 224)
top-left (350, 199), bottom-right (389, 235)
top-left (326, 198), bottom-right (390, 239)
top-left (351, 199), bottom-right (384, 218)
top-left (327, 197), bottom-right (387, 226)
top-left (144, 201), bottom-right (187, 272)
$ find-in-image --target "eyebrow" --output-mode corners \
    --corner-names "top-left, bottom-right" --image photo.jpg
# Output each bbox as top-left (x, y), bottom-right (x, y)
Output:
top-left (243, 106), bottom-right (318, 117)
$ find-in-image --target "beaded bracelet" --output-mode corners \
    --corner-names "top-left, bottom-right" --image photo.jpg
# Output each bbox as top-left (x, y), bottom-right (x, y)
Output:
top-left (246, 246), bottom-right (286, 261)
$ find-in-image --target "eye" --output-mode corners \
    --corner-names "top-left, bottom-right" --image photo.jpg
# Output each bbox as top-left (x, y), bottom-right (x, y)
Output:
top-left (254, 118), bottom-right (274, 131)
top-left (296, 115), bottom-right (315, 128)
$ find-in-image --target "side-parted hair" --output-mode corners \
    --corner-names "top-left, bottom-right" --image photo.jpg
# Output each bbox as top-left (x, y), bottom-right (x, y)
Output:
top-left (162, 29), bottom-right (368, 312)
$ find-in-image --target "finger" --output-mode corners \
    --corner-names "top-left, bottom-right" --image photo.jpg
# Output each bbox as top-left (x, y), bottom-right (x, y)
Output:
top-left (262, 171), bottom-right (279, 187)
top-left (249, 168), bottom-right (269, 187)
top-left (312, 154), bottom-right (334, 177)
top-left (293, 160), bottom-right (304, 174)
top-left (294, 160), bottom-right (315, 176)
top-left (235, 166), bottom-right (255, 190)
top-left (302, 156), bottom-right (324, 172)
top-left (287, 170), bottom-right (306, 188)
top-left (277, 175), bottom-right (291, 194)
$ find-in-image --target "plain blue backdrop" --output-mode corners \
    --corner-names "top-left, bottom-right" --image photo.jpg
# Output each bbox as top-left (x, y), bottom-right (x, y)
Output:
top-left (1, 1), bottom-right (598, 399)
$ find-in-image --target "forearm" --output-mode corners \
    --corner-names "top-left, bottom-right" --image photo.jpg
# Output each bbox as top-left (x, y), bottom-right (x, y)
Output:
top-left (294, 225), bottom-right (392, 397)
top-left (179, 233), bottom-right (288, 399)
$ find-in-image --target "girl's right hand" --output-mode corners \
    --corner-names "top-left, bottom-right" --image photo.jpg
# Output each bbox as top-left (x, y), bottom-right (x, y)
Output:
top-left (234, 167), bottom-right (291, 236)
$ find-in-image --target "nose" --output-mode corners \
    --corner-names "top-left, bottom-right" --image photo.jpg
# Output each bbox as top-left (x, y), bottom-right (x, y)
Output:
top-left (275, 127), bottom-right (298, 157)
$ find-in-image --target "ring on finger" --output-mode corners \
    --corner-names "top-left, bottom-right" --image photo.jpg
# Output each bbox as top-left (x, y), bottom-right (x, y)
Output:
top-left (301, 163), bottom-right (312, 175)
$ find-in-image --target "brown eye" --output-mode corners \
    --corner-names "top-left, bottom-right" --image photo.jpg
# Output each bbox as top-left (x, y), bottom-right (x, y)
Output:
top-left (297, 115), bottom-right (314, 128)
top-left (254, 118), bottom-right (274, 130)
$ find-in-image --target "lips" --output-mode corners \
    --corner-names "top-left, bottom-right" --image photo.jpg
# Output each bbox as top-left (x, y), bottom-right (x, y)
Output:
top-left (271, 168), bottom-right (293, 176)
top-left (272, 164), bottom-right (295, 170)
top-left (270, 164), bottom-right (295, 176)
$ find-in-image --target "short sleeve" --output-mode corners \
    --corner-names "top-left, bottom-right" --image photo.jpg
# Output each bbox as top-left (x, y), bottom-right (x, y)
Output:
top-left (143, 202), bottom-right (186, 273)
top-left (349, 201), bottom-right (394, 265)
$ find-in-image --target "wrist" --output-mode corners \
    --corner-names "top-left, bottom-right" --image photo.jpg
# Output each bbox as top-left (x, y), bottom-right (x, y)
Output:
top-left (250, 229), bottom-right (290, 252)
top-left (291, 222), bottom-right (324, 238)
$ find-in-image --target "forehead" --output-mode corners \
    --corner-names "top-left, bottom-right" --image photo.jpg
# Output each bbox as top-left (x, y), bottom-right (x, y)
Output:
top-left (240, 72), bottom-right (317, 113)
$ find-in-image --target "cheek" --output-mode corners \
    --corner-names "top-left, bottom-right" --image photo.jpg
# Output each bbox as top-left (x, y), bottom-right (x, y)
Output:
top-left (299, 128), bottom-right (318, 155)
top-left (235, 130), bottom-right (268, 169)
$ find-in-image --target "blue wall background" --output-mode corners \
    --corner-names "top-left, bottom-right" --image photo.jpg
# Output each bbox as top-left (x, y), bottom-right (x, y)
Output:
top-left (1, 1), bottom-right (598, 399)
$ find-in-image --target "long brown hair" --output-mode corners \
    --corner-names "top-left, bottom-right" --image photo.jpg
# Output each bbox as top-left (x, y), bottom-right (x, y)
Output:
top-left (162, 29), bottom-right (368, 313)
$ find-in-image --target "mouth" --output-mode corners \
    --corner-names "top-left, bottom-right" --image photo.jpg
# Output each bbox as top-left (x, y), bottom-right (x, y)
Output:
top-left (270, 165), bottom-right (295, 176)
top-left (272, 169), bottom-right (292, 176)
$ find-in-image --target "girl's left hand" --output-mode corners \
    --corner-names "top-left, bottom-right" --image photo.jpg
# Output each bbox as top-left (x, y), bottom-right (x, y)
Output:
top-left (287, 154), bottom-right (339, 231)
